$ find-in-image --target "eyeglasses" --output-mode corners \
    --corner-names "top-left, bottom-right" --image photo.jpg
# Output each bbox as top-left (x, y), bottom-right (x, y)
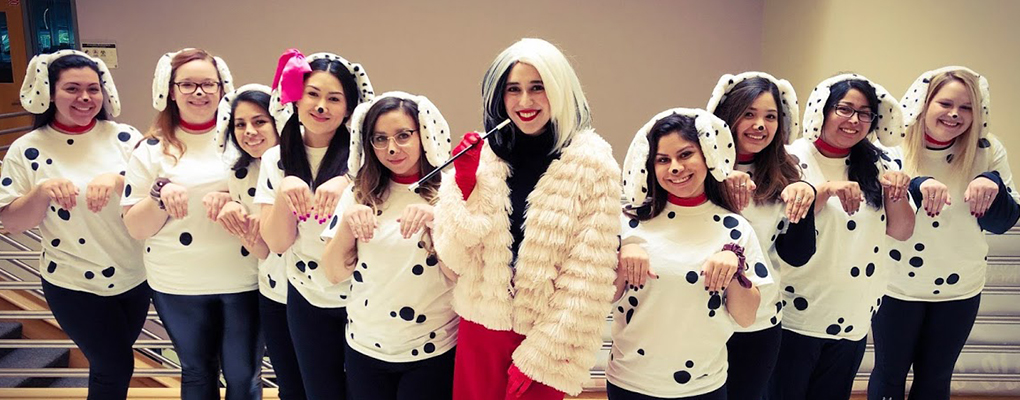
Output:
top-left (370, 130), bottom-right (417, 150)
top-left (833, 105), bottom-right (877, 123)
top-left (173, 81), bottom-right (221, 95)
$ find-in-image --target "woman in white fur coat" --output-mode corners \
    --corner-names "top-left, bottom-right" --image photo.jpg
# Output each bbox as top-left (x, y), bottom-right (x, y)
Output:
top-left (433, 38), bottom-right (621, 400)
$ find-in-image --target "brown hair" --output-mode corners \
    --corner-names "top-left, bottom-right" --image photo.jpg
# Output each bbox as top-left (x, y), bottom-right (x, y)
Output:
top-left (353, 97), bottom-right (441, 253)
top-left (353, 97), bottom-right (440, 210)
top-left (713, 77), bottom-right (801, 204)
top-left (145, 49), bottom-right (225, 163)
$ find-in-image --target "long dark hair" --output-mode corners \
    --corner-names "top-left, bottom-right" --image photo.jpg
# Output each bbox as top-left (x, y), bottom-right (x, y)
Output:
top-left (713, 77), bottom-right (800, 204)
top-left (824, 79), bottom-right (884, 209)
top-left (33, 55), bottom-right (110, 129)
top-left (354, 97), bottom-right (439, 212)
top-left (279, 58), bottom-right (359, 190)
top-left (625, 114), bottom-right (734, 221)
top-left (225, 90), bottom-right (273, 171)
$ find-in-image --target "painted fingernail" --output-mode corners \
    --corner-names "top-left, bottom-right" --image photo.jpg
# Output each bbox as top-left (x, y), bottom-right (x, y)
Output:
top-left (314, 214), bottom-right (319, 220)
top-left (639, 285), bottom-right (644, 289)
top-left (292, 211), bottom-right (297, 215)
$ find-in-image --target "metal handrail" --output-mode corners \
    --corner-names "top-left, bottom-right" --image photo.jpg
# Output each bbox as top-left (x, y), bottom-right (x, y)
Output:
top-left (0, 126), bottom-right (33, 137)
top-left (0, 339), bottom-right (173, 349)
top-left (0, 227), bottom-right (279, 384)
top-left (0, 310), bottom-right (161, 319)
top-left (0, 111), bottom-right (31, 119)
top-left (0, 251), bottom-right (41, 260)
top-left (0, 368), bottom-right (277, 379)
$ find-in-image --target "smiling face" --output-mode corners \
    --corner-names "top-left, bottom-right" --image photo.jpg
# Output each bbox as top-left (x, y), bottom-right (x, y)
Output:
top-left (296, 71), bottom-right (347, 138)
top-left (503, 62), bottom-right (551, 135)
top-left (52, 67), bottom-right (103, 127)
top-left (923, 79), bottom-right (973, 143)
top-left (370, 109), bottom-right (422, 177)
top-left (654, 132), bottom-right (707, 199)
top-left (733, 92), bottom-right (779, 156)
top-left (171, 59), bottom-right (221, 126)
top-left (232, 100), bottom-right (278, 158)
top-left (820, 88), bottom-right (873, 150)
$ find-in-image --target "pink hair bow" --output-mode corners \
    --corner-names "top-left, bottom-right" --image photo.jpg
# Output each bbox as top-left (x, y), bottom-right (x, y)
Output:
top-left (272, 48), bottom-right (312, 105)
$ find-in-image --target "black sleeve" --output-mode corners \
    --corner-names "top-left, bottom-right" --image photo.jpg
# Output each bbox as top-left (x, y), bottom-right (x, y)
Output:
top-left (775, 181), bottom-right (817, 267)
top-left (976, 172), bottom-right (1020, 234)
top-left (908, 176), bottom-right (932, 211)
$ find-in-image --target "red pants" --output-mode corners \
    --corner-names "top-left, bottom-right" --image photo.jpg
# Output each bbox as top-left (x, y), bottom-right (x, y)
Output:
top-left (454, 318), bottom-right (566, 400)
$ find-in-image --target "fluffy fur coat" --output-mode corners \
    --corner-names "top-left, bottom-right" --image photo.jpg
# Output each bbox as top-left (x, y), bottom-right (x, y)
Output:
top-left (434, 129), bottom-right (621, 395)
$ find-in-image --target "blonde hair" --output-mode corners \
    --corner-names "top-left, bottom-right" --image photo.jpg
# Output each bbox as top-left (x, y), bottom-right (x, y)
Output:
top-left (903, 70), bottom-right (984, 184)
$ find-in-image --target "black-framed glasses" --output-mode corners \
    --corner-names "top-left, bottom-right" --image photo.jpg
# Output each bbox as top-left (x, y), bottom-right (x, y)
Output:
top-left (370, 130), bottom-right (417, 150)
top-left (833, 105), bottom-right (877, 123)
top-left (173, 81), bottom-right (221, 95)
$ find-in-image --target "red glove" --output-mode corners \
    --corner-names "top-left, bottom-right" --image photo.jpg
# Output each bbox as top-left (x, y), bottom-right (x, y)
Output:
top-left (506, 364), bottom-right (533, 398)
top-left (453, 132), bottom-right (482, 201)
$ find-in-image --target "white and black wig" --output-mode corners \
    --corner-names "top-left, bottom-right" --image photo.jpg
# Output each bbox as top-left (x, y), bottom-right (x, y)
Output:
top-left (481, 38), bottom-right (591, 157)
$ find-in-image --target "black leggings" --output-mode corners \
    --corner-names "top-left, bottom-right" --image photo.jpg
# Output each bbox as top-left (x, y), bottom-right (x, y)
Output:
top-left (868, 294), bottom-right (981, 400)
top-left (42, 279), bottom-right (151, 400)
top-left (152, 290), bottom-right (263, 400)
top-left (726, 324), bottom-right (781, 400)
top-left (607, 382), bottom-right (727, 400)
top-left (286, 283), bottom-right (347, 400)
top-left (767, 330), bottom-right (866, 400)
top-left (258, 294), bottom-right (305, 400)
top-left (345, 343), bottom-right (455, 400)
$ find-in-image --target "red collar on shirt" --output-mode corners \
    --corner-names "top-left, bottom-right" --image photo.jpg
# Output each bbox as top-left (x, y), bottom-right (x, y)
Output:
top-left (390, 172), bottom-right (421, 184)
top-left (179, 118), bottom-right (216, 132)
top-left (667, 193), bottom-right (707, 207)
top-left (51, 118), bottom-right (97, 134)
top-left (924, 134), bottom-right (955, 149)
top-left (813, 138), bottom-right (851, 157)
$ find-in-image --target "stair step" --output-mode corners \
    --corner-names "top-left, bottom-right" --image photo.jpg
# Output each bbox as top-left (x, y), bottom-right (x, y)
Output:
top-left (0, 322), bottom-right (22, 358)
top-left (0, 348), bottom-right (69, 387)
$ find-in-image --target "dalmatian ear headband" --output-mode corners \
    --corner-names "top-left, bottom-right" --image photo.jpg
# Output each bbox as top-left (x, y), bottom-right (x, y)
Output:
top-left (347, 91), bottom-right (452, 176)
top-left (214, 84), bottom-right (272, 167)
top-left (622, 108), bottom-right (736, 208)
top-left (705, 71), bottom-right (800, 143)
top-left (20, 50), bottom-right (121, 117)
top-left (268, 49), bottom-right (375, 132)
top-left (151, 49), bottom-right (235, 111)
top-left (900, 65), bottom-right (990, 138)
top-left (801, 73), bottom-right (903, 147)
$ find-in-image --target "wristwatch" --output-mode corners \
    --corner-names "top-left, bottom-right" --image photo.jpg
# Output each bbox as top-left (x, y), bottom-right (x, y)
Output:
top-left (150, 177), bottom-right (171, 210)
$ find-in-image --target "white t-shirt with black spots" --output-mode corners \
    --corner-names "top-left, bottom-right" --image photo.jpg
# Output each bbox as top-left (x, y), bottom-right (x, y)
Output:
top-left (254, 145), bottom-right (351, 308)
top-left (228, 158), bottom-right (287, 304)
top-left (122, 129), bottom-right (257, 295)
top-left (734, 162), bottom-right (787, 332)
top-left (0, 121), bottom-right (145, 295)
top-left (885, 138), bottom-right (1020, 301)
top-left (779, 138), bottom-right (892, 341)
top-left (609, 201), bottom-right (772, 398)
top-left (320, 183), bottom-right (457, 362)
